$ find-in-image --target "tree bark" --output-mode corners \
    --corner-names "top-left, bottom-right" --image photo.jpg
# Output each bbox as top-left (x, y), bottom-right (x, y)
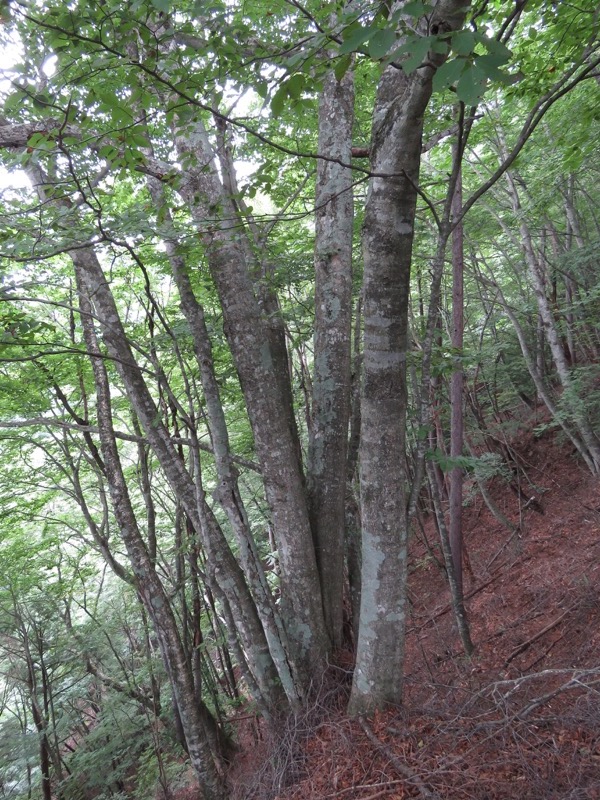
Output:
top-left (503, 172), bottom-right (600, 473)
top-left (449, 162), bottom-right (465, 597)
top-left (70, 245), bottom-right (283, 711)
top-left (146, 174), bottom-right (299, 707)
top-left (349, 0), bottom-right (469, 715)
top-left (173, 117), bottom-right (329, 675)
top-left (307, 65), bottom-right (355, 650)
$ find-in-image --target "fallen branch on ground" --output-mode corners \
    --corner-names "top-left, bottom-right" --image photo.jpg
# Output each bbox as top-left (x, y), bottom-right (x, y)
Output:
top-left (359, 716), bottom-right (441, 800)
top-left (503, 605), bottom-right (576, 667)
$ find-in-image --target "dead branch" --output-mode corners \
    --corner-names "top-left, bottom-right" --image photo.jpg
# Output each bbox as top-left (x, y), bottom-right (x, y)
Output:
top-left (409, 563), bottom-right (508, 633)
top-left (358, 716), bottom-right (441, 800)
top-left (516, 675), bottom-right (600, 720)
top-left (323, 780), bottom-right (405, 798)
top-left (503, 605), bottom-right (575, 667)
top-left (461, 668), bottom-right (600, 718)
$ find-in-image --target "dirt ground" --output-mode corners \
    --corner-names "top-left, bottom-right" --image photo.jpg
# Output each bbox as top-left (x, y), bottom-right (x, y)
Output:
top-left (225, 409), bottom-right (600, 800)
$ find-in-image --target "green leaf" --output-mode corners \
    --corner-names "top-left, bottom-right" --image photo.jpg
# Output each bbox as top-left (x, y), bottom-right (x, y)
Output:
top-left (334, 54), bottom-right (352, 81)
top-left (255, 80), bottom-right (268, 99)
top-left (129, 132), bottom-right (150, 148)
top-left (477, 34), bottom-right (512, 60)
top-left (432, 57), bottom-right (465, 92)
top-left (402, 1), bottom-right (434, 16)
top-left (286, 73), bottom-right (305, 100)
top-left (98, 144), bottom-right (119, 162)
top-left (27, 132), bottom-right (48, 149)
top-left (428, 448), bottom-right (477, 473)
top-left (285, 51), bottom-right (307, 71)
top-left (338, 23), bottom-right (375, 56)
top-left (451, 29), bottom-right (476, 56)
top-left (475, 54), bottom-right (510, 82)
top-left (456, 62), bottom-right (487, 104)
top-left (150, 0), bottom-right (170, 11)
top-left (431, 38), bottom-right (450, 55)
top-left (368, 28), bottom-right (396, 60)
top-left (95, 88), bottom-right (122, 111)
top-left (270, 86), bottom-right (286, 118)
top-left (393, 36), bottom-right (432, 73)
top-left (32, 92), bottom-right (55, 109)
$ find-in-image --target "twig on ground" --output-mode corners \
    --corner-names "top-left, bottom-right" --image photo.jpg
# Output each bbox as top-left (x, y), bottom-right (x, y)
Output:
top-left (358, 789), bottom-right (397, 800)
top-left (409, 564), bottom-right (508, 633)
top-left (323, 780), bottom-right (405, 798)
top-left (460, 668), bottom-right (600, 721)
top-left (358, 716), bottom-right (441, 800)
top-left (485, 527), bottom-right (521, 571)
top-left (503, 605), bottom-right (576, 667)
top-left (517, 675), bottom-right (600, 720)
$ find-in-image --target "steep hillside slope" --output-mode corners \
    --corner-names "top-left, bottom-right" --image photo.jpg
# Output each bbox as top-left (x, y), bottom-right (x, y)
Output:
top-left (231, 413), bottom-right (600, 800)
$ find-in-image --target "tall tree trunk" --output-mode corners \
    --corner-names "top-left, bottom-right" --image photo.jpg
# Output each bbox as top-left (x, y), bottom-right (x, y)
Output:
top-left (146, 174), bottom-right (299, 707)
top-left (307, 65), bottom-right (355, 650)
top-left (173, 118), bottom-right (329, 674)
top-left (474, 255), bottom-right (598, 473)
top-left (449, 161), bottom-right (465, 597)
top-left (349, 0), bottom-right (469, 716)
top-left (70, 245), bottom-right (283, 710)
top-left (504, 172), bottom-right (600, 473)
top-left (426, 460), bottom-right (473, 656)
top-left (20, 623), bottom-right (53, 800)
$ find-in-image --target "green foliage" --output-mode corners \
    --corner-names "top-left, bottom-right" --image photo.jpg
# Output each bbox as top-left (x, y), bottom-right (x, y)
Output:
top-left (428, 448), bottom-right (477, 473)
top-left (61, 698), bottom-right (152, 798)
top-left (133, 743), bottom-right (189, 800)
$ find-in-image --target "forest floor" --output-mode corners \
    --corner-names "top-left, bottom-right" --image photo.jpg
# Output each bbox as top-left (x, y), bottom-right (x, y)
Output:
top-left (198, 405), bottom-right (600, 800)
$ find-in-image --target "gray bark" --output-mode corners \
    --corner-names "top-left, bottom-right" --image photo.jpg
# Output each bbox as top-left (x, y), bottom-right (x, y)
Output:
top-left (449, 164), bottom-right (465, 597)
top-left (503, 172), bottom-right (600, 473)
top-left (145, 175), bottom-right (300, 707)
top-left (349, 0), bottom-right (469, 715)
top-left (427, 460), bottom-right (473, 656)
top-left (477, 264), bottom-right (597, 473)
top-left (70, 246), bottom-right (282, 710)
top-left (172, 117), bottom-right (329, 673)
top-left (307, 66), bottom-right (355, 650)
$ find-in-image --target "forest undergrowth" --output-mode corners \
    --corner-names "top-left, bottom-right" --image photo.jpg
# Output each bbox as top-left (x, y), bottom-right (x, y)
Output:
top-left (225, 405), bottom-right (600, 800)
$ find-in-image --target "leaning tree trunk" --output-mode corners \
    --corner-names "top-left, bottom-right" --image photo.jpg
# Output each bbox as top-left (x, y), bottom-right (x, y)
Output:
top-left (504, 171), bottom-right (600, 473)
top-left (172, 117), bottom-right (330, 676)
top-left (145, 172), bottom-right (299, 708)
top-left (349, 0), bottom-right (470, 716)
top-left (70, 245), bottom-right (284, 711)
top-left (75, 272), bottom-right (227, 800)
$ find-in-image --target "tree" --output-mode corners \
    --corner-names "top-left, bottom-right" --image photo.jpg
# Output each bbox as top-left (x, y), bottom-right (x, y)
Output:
top-left (1, 0), bottom-right (599, 796)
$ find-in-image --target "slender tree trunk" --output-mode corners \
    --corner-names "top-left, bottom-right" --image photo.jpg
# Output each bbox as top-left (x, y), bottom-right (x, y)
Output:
top-left (464, 436), bottom-right (518, 534)
top-left (449, 162), bottom-right (465, 597)
top-left (145, 176), bottom-right (298, 707)
top-left (427, 461), bottom-right (473, 656)
top-left (504, 172), bottom-right (600, 473)
top-left (70, 243), bottom-right (285, 710)
top-left (173, 118), bottom-right (329, 674)
top-left (20, 625), bottom-right (53, 800)
top-left (349, 0), bottom-right (469, 715)
top-left (75, 274), bottom-right (227, 800)
top-left (346, 298), bottom-right (363, 644)
top-left (475, 257), bottom-right (598, 473)
top-left (307, 65), bottom-right (355, 650)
